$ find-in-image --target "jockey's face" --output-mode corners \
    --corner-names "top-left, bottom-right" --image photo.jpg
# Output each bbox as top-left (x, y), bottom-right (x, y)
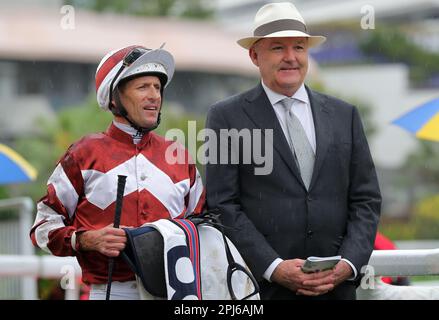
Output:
top-left (114, 75), bottom-right (162, 128)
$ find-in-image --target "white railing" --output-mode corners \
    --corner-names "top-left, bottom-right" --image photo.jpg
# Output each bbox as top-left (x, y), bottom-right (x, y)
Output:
top-left (356, 248), bottom-right (439, 300)
top-left (0, 197), bottom-right (37, 299)
top-left (0, 254), bottom-right (81, 300)
top-left (0, 248), bottom-right (438, 300)
top-left (368, 248), bottom-right (439, 276)
top-left (0, 197), bottom-right (34, 256)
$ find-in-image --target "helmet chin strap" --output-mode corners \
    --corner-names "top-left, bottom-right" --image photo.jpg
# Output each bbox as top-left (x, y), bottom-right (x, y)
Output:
top-left (112, 90), bottom-right (161, 134)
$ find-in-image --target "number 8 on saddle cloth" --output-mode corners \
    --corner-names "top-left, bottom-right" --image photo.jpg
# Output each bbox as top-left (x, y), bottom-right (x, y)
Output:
top-left (121, 213), bottom-right (260, 300)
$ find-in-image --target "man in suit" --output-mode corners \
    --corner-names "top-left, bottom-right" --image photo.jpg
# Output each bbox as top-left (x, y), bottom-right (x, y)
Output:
top-left (205, 2), bottom-right (381, 299)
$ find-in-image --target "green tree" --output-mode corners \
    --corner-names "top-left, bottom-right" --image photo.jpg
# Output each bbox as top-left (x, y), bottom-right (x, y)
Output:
top-left (65, 0), bottom-right (213, 19)
top-left (379, 192), bottom-right (439, 240)
top-left (360, 26), bottom-right (439, 86)
top-left (0, 186), bottom-right (8, 200)
top-left (380, 122), bottom-right (439, 240)
top-left (403, 140), bottom-right (439, 184)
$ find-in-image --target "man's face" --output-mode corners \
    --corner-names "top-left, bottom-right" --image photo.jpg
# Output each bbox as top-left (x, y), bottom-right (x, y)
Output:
top-left (249, 37), bottom-right (309, 96)
top-left (116, 75), bottom-right (162, 128)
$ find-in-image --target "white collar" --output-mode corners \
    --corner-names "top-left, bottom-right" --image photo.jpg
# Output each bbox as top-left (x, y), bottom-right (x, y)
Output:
top-left (113, 120), bottom-right (144, 143)
top-left (261, 81), bottom-right (309, 106)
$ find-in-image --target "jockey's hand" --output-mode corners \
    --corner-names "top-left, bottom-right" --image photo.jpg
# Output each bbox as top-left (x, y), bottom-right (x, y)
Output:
top-left (271, 259), bottom-right (335, 296)
top-left (78, 224), bottom-right (128, 257)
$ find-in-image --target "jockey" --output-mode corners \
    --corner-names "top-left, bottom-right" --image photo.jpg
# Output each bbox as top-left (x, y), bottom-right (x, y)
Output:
top-left (30, 45), bottom-right (205, 300)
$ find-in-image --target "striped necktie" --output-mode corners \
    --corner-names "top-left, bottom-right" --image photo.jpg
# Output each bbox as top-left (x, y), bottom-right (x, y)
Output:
top-left (280, 97), bottom-right (315, 189)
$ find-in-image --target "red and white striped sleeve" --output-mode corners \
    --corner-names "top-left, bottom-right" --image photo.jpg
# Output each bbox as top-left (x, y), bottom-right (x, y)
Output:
top-left (30, 149), bottom-right (84, 256)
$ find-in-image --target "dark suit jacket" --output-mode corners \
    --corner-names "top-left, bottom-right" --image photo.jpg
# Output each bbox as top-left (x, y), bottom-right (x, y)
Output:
top-left (205, 84), bottom-right (381, 300)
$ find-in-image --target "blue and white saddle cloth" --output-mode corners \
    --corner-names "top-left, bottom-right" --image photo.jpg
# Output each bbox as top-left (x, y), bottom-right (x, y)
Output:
top-left (122, 217), bottom-right (260, 300)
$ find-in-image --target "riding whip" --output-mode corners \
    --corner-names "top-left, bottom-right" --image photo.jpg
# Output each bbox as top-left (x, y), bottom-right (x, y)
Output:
top-left (106, 174), bottom-right (127, 300)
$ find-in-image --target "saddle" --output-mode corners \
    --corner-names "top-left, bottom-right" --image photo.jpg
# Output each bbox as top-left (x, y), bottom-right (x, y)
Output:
top-left (121, 210), bottom-right (260, 300)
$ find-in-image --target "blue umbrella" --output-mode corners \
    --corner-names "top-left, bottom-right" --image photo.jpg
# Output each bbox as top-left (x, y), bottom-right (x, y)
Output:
top-left (0, 143), bottom-right (37, 185)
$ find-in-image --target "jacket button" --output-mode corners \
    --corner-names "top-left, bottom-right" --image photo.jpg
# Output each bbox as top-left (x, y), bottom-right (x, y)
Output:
top-left (307, 196), bottom-right (313, 202)
top-left (307, 230), bottom-right (313, 237)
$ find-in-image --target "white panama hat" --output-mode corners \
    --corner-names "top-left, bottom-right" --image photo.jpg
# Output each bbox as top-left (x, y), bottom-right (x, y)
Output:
top-left (237, 2), bottom-right (326, 49)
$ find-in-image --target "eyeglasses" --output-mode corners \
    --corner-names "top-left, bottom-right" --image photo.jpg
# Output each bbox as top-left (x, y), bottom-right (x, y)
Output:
top-left (108, 47), bottom-right (147, 109)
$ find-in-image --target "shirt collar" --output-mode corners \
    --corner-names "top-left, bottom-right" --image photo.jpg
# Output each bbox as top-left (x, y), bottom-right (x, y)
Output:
top-left (261, 81), bottom-right (309, 106)
top-left (105, 121), bottom-right (151, 147)
top-left (113, 120), bottom-right (139, 137)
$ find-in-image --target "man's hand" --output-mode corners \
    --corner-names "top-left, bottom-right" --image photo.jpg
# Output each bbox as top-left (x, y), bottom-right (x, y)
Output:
top-left (271, 259), bottom-right (335, 296)
top-left (333, 260), bottom-right (353, 286)
top-left (77, 224), bottom-right (128, 257)
top-left (300, 260), bottom-right (353, 295)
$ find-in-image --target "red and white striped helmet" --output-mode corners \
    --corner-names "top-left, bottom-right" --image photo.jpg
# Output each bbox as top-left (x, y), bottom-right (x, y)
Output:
top-left (95, 45), bottom-right (175, 111)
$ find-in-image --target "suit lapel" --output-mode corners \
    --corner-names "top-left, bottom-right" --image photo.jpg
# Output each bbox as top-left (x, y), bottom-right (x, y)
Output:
top-left (242, 84), bottom-right (303, 183)
top-left (306, 86), bottom-right (333, 191)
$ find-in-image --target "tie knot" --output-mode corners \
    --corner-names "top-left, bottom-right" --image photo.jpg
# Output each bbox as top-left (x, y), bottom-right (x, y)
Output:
top-left (280, 97), bottom-right (294, 110)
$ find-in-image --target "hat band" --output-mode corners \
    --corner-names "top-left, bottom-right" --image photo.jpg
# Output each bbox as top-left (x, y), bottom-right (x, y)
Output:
top-left (254, 19), bottom-right (307, 37)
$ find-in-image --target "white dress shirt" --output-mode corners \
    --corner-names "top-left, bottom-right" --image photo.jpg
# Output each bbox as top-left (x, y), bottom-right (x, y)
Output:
top-left (260, 82), bottom-right (357, 282)
top-left (262, 82), bottom-right (316, 153)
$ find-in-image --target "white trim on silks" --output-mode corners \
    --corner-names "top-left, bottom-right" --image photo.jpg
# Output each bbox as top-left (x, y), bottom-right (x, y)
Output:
top-left (82, 163), bottom-right (139, 210)
top-left (82, 169), bottom-right (121, 210)
top-left (34, 202), bottom-right (67, 254)
top-left (48, 164), bottom-right (78, 219)
top-left (136, 155), bottom-right (187, 218)
top-left (186, 169), bottom-right (203, 216)
top-left (82, 154), bottom-right (188, 216)
top-left (137, 219), bottom-right (260, 300)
